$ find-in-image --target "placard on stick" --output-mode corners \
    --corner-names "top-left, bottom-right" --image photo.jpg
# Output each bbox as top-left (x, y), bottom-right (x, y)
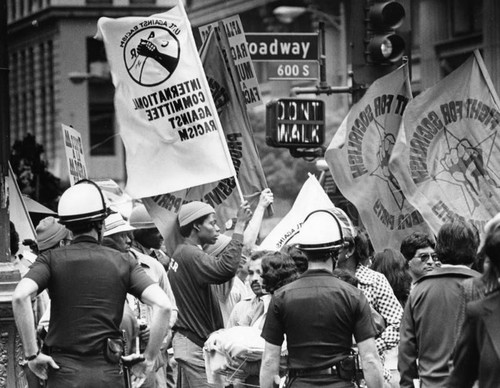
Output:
top-left (61, 124), bottom-right (88, 185)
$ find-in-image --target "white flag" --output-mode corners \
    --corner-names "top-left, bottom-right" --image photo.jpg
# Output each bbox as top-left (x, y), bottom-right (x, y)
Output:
top-left (97, 3), bottom-right (236, 198)
top-left (259, 175), bottom-right (335, 251)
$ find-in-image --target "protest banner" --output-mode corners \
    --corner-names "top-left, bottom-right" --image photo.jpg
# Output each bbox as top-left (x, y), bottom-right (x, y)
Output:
top-left (325, 64), bottom-right (432, 251)
top-left (390, 51), bottom-right (500, 234)
top-left (61, 124), bottom-right (87, 186)
top-left (97, 2), bottom-right (236, 198)
top-left (259, 174), bottom-right (334, 251)
top-left (144, 28), bottom-right (268, 256)
top-left (199, 15), bottom-right (262, 109)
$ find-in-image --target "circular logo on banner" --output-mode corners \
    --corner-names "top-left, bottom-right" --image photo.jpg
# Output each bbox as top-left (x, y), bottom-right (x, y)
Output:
top-left (124, 26), bottom-right (180, 87)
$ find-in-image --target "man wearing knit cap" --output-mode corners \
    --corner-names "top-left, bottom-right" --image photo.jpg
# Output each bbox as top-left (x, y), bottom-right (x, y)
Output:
top-left (168, 200), bottom-right (252, 388)
top-left (36, 216), bottom-right (71, 253)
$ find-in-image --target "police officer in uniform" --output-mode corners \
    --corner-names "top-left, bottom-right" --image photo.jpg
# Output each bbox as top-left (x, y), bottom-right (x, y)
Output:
top-left (12, 180), bottom-right (172, 388)
top-left (260, 210), bottom-right (384, 388)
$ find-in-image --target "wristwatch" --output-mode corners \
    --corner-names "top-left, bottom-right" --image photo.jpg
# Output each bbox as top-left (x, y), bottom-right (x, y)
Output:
top-left (25, 349), bottom-right (40, 361)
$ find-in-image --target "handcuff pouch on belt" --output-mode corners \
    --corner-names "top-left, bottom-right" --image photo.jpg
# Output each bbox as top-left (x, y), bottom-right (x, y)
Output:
top-left (103, 338), bottom-right (124, 365)
top-left (288, 355), bottom-right (359, 382)
top-left (337, 355), bottom-right (357, 381)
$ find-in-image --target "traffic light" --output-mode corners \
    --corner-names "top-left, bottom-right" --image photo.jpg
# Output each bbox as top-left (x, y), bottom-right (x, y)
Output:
top-left (350, 0), bottom-right (409, 94)
top-left (365, 1), bottom-right (406, 65)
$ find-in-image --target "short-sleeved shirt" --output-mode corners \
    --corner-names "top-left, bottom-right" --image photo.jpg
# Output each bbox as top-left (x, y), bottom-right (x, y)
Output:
top-left (261, 269), bottom-right (377, 370)
top-left (25, 235), bottom-right (154, 354)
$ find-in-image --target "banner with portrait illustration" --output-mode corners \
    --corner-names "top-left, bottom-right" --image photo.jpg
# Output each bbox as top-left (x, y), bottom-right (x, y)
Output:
top-left (390, 51), bottom-right (500, 234)
top-left (143, 27), bottom-right (268, 256)
top-left (96, 3), bottom-right (236, 198)
top-left (325, 64), bottom-right (433, 252)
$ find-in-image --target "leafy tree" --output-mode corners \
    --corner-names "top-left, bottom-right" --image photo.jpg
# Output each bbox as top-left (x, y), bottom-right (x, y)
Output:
top-left (10, 133), bottom-right (64, 212)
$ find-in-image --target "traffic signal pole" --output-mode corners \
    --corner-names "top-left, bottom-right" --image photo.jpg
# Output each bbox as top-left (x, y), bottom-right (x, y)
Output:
top-left (291, 22), bottom-right (362, 97)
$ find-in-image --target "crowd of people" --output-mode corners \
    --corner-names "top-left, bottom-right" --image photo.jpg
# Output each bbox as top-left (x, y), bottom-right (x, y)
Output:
top-left (9, 180), bottom-right (500, 388)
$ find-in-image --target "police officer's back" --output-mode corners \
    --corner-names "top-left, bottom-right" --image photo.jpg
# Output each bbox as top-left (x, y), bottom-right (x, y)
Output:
top-left (12, 180), bottom-right (172, 388)
top-left (259, 210), bottom-right (384, 388)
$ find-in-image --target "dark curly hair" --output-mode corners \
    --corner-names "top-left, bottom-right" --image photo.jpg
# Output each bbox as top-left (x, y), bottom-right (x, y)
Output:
top-left (281, 244), bottom-right (308, 274)
top-left (261, 251), bottom-right (298, 294)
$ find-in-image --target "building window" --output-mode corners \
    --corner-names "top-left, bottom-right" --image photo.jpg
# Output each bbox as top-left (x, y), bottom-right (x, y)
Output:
top-left (87, 38), bottom-right (115, 156)
top-left (130, 0), bottom-right (155, 4)
top-left (86, 0), bottom-right (112, 4)
top-left (451, 0), bottom-right (482, 36)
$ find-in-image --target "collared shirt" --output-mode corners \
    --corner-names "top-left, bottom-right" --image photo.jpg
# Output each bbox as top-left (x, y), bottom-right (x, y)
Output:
top-left (228, 294), bottom-right (271, 329)
top-left (355, 264), bottom-right (403, 354)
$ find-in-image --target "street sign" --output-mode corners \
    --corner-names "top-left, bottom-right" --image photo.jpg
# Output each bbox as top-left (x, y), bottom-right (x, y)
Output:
top-left (266, 98), bottom-right (325, 148)
top-left (245, 33), bottom-right (319, 61)
top-left (267, 60), bottom-right (319, 80)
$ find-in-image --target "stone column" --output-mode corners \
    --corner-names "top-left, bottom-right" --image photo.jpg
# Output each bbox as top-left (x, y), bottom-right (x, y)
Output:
top-left (0, 264), bottom-right (27, 388)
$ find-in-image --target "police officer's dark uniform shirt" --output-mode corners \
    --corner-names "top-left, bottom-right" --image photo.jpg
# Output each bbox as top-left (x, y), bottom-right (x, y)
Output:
top-left (25, 235), bottom-right (154, 354)
top-left (261, 269), bottom-right (377, 370)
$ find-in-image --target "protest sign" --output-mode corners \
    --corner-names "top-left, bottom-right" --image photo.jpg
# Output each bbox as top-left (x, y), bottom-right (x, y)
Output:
top-left (259, 174), bottom-right (334, 251)
top-left (199, 15), bottom-right (262, 109)
top-left (390, 51), bottom-right (500, 234)
top-left (325, 64), bottom-right (432, 251)
top-left (97, 2), bottom-right (236, 198)
top-left (144, 28), bottom-right (269, 255)
top-left (61, 124), bottom-right (87, 186)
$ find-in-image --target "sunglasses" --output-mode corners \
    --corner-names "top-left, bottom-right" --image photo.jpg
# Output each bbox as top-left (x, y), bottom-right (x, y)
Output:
top-left (414, 253), bottom-right (439, 262)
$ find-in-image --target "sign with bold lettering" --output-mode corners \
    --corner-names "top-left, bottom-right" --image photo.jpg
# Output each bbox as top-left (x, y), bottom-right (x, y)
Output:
top-left (199, 15), bottom-right (262, 109)
top-left (326, 64), bottom-right (433, 251)
top-left (267, 60), bottom-right (319, 81)
top-left (245, 33), bottom-right (319, 61)
top-left (61, 124), bottom-right (88, 185)
top-left (390, 52), bottom-right (500, 234)
top-left (97, 3), bottom-right (236, 197)
top-left (266, 98), bottom-right (325, 148)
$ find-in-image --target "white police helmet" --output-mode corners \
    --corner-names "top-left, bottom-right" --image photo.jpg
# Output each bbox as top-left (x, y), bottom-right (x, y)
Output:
top-left (291, 209), bottom-right (346, 251)
top-left (58, 180), bottom-right (109, 225)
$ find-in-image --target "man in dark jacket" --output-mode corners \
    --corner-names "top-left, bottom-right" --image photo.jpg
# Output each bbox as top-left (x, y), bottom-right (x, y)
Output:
top-left (398, 219), bottom-right (481, 388)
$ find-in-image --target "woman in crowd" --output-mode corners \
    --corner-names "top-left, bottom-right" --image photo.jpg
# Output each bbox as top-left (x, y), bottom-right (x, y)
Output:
top-left (371, 248), bottom-right (412, 308)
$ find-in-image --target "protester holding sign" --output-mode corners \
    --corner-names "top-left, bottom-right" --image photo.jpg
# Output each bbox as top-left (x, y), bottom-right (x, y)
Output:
top-left (168, 200), bottom-right (252, 387)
